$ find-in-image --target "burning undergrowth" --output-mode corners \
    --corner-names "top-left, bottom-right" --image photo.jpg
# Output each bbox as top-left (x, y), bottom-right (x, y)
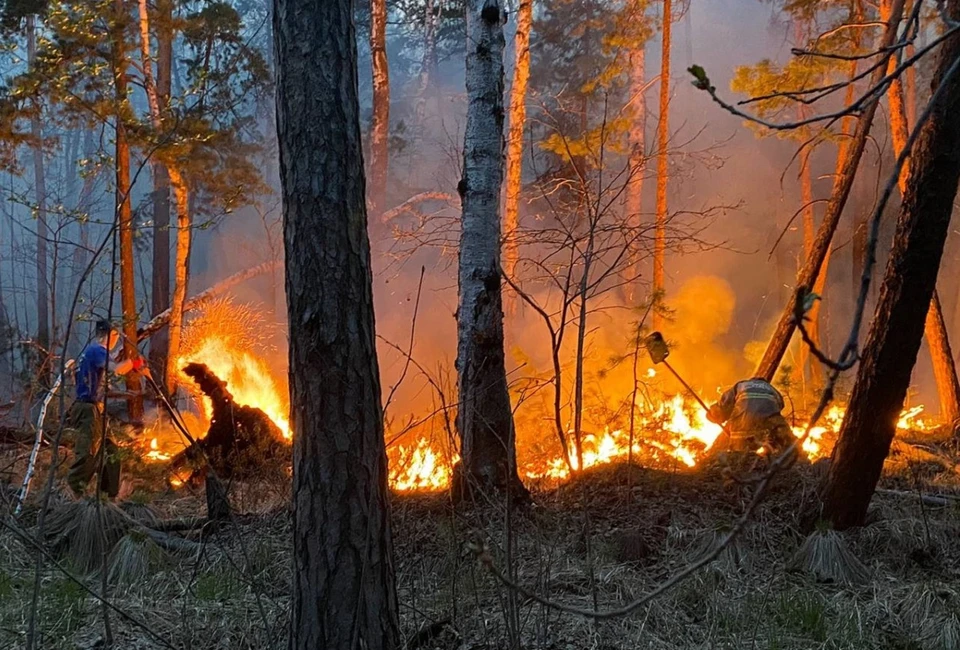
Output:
top-left (142, 297), bottom-right (940, 494)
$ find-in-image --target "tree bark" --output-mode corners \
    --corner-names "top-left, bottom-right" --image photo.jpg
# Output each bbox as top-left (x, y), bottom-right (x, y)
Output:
top-left (502, 0), bottom-right (531, 294)
top-left (455, 0), bottom-right (528, 500)
top-left (368, 0), bottom-right (390, 213)
top-left (881, 0), bottom-right (960, 424)
top-left (26, 16), bottom-right (50, 385)
top-left (113, 0), bottom-right (143, 419)
top-left (819, 0), bottom-right (960, 529)
top-left (413, 0), bottom-right (440, 127)
top-left (754, 0), bottom-right (905, 382)
top-left (624, 30), bottom-right (646, 303)
top-left (148, 0), bottom-right (173, 383)
top-left (795, 141), bottom-right (816, 392)
top-left (652, 0), bottom-right (671, 326)
top-left (274, 0), bottom-right (401, 645)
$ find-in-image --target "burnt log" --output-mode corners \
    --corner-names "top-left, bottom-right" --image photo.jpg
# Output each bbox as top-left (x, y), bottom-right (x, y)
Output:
top-left (168, 362), bottom-right (288, 484)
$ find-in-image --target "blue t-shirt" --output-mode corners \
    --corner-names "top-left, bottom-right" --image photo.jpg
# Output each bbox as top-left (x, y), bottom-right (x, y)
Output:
top-left (76, 341), bottom-right (108, 403)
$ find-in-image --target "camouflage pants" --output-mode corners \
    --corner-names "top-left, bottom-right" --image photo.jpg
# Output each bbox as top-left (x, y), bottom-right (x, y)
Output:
top-left (66, 402), bottom-right (120, 497)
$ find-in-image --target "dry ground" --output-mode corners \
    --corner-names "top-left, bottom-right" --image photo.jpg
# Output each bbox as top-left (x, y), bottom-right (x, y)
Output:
top-left (1, 436), bottom-right (959, 650)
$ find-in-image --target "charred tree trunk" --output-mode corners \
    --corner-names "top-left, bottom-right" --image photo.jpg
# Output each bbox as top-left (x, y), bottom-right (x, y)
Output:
top-left (754, 0), bottom-right (905, 382)
top-left (26, 16), bottom-right (49, 386)
top-left (502, 0), bottom-right (531, 295)
top-left (624, 28), bottom-right (646, 303)
top-left (819, 3), bottom-right (960, 529)
top-left (368, 0), bottom-right (390, 213)
top-left (274, 0), bottom-right (401, 644)
top-left (652, 0), bottom-right (671, 326)
top-left (795, 140), bottom-right (816, 394)
top-left (455, 0), bottom-right (528, 501)
top-left (113, 0), bottom-right (143, 419)
top-left (149, 0), bottom-right (173, 383)
top-left (881, 0), bottom-right (960, 424)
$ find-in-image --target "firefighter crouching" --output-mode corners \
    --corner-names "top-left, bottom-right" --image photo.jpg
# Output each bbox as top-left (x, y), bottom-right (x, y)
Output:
top-left (706, 377), bottom-right (797, 461)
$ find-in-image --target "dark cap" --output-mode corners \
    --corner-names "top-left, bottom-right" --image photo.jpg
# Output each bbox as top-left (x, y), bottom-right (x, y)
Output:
top-left (95, 319), bottom-right (113, 336)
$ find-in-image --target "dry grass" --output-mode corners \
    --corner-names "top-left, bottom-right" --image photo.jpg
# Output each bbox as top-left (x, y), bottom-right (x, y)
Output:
top-left (1, 451), bottom-right (959, 649)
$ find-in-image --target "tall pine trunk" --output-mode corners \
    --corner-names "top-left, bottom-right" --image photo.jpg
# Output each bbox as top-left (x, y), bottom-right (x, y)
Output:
top-left (26, 16), bottom-right (49, 385)
top-left (881, 0), bottom-right (960, 424)
top-left (623, 31), bottom-right (646, 303)
top-left (502, 0), bottom-right (531, 292)
top-left (754, 0), bottom-right (905, 381)
top-left (112, 0), bottom-right (143, 418)
top-left (652, 0), bottom-right (671, 326)
top-left (274, 0), bottom-right (401, 645)
top-left (413, 0), bottom-right (440, 126)
top-left (455, 0), bottom-right (527, 500)
top-left (149, 0), bottom-right (173, 383)
top-left (819, 0), bottom-right (960, 528)
top-left (368, 0), bottom-right (390, 212)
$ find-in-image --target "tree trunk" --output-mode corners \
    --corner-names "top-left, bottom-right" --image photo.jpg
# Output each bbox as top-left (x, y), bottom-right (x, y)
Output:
top-left (795, 142), bottom-right (815, 394)
top-left (274, 0), bottom-right (401, 644)
top-left (455, 0), bottom-right (528, 500)
top-left (165, 170), bottom-right (192, 394)
top-left (368, 0), bottom-right (390, 213)
top-left (502, 0), bottom-right (531, 294)
top-left (754, 0), bottom-right (905, 382)
top-left (652, 0), bottom-right (671, 326)
top-left (149, 0), bottom-right (174, 383)
top-left (881, 0), bottom-right (960, 424)
top-left (623, 32), bottom-right (646, 303)
top-left (113, 0), bottom-right (143, 419)
top-left (819, 1), bottom-right (960, 529)
top-left (26, 16), bottom-right (50, 385)
top-left (413, 0), bottom-right (440, 126)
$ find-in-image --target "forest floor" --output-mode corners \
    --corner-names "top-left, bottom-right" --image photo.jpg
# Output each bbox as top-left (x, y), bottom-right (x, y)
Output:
top-left (1, 433), bottom-right (960, 650)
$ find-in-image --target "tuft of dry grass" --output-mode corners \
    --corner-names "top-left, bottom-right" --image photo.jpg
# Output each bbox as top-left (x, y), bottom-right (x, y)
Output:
top-left (788, 528), bottom-right (872, 585)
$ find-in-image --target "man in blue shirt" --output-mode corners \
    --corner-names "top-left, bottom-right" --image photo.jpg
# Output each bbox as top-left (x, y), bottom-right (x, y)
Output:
top-left (67, 319), bottom-right (149, 497)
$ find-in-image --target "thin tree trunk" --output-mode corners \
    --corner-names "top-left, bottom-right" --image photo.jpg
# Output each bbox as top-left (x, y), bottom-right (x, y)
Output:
top-left (502, 0), bottom-right (531, 294)
top-left (624, 33), bottom-right (646, 303)
top-left (882, 0), bottom-right (960, 423)
top-left (455, 0), bottom-right (528, 500)
top-left (819, 0), bottom-right (960, 528)
top-left (113, 0), bottom-right (143, 419)
top-left (274, 0), bottom-right (401, 644)
top-left (795, 142), bottom-right (815, 394)
top-left (368, 0), bottom-right (390, 212)
top-left (652, 0), bottom-right (671, 327)
top-left (26, 16), bottom-right (49, 385)
top-left (413, 0), bottom-right (440, 126)
top-left (754, 0), bottom-right (905, 382)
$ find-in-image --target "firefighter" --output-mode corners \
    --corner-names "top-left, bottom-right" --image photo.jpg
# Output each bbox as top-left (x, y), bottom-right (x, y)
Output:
top-left (66, 319), bottom-right (149, 497)
top-left (706, 377), bottom-right (796, 459)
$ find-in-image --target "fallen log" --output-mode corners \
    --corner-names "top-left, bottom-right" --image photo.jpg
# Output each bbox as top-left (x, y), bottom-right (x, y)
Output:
top-left (137, 260), bottom-right (282, 341)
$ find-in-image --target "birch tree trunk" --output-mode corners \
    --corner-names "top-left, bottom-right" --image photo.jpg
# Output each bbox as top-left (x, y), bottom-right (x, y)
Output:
top-left (113, 0), bottom-right (143, 419)
top-left (652, 0), bottom-right (671, 327)
top-left (502, 0), bottom-right (531, 294)
top-left (274, 0), bottom-right (401, 645)
top-left (882, 0), bottom-right (960, 424)
top-left (455, 0), bottom-right (528, 500)
top-left (369, 0), bottom-right (390, 212)
top-left (753, 0), bottom-right (905, 382)
top-left (819, 0), bottom-right (960, 528)
top-left (26, 16), bottom-right (50, 384)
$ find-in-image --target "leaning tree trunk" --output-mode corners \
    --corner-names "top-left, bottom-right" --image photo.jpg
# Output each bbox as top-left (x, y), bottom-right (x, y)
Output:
top-left (502, 0), bottom-right (531, 294)
top-left (113, 0), bottom-right (143, 419)
top-left (819, 2), bottom-right (960, 529)
top-left (26, 16), bottom-right (50, 386)
top-left (149, 0), bottom-right (174, 384)
top-left (754, 0), bottom-right (905, 382)
top-left (274, 0), bottom-right (401, 645)
top-left (368, 0), bottom-right (390, 213)
top-left (881, 0), bottom-right (960, 424)
top-left (455, 0), bottom-right (528, 501)
top-left (652, 0), bottom-right (671, 327)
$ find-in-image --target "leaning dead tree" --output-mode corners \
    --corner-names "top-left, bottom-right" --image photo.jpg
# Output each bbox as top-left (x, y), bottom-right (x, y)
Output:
top-left (819, 1), bottom-right (960, 528)
top-left (454, 0), bottom-right (528, 500)
top-left (751, 0), bottom-right (906, 383)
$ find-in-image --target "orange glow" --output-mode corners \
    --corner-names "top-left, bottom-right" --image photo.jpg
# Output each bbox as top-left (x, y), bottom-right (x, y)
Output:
top-left (389, 439), bottom-right (460, 491)
top-left (145, 437), bottom-right (172, 462)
